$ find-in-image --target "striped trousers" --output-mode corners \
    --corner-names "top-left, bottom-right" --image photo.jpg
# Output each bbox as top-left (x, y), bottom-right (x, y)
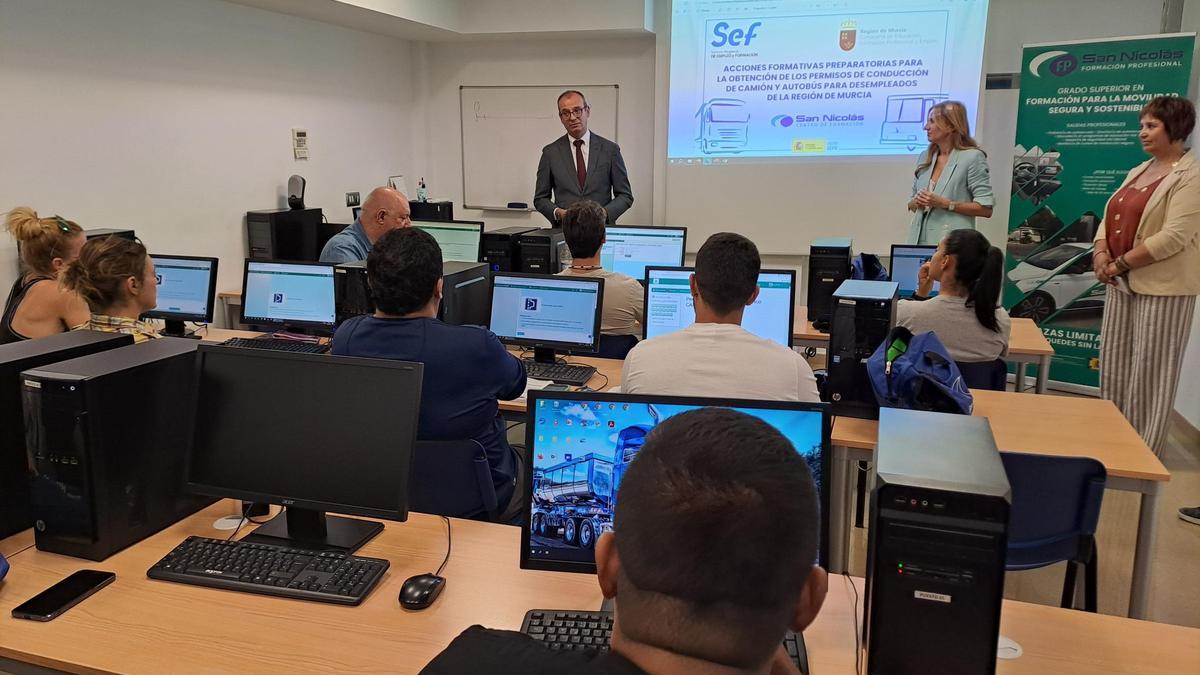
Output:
top-left (1099, 287), bottom-right (1196, 458)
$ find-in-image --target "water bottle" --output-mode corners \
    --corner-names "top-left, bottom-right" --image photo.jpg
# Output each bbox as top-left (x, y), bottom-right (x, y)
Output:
top-left (417, 177), bottom-right (429, 203)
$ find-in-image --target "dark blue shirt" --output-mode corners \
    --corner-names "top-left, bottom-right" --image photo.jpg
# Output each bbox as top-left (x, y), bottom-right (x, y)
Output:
top-left (332, 315), bottom-right (527, 505)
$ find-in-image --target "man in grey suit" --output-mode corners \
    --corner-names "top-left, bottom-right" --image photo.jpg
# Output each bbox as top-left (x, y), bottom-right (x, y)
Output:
top-left (534, 90), bottom-right (634, 225)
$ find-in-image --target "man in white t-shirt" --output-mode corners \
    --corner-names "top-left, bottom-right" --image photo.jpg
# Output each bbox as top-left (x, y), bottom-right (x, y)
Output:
top-left (556, 200), bottom-right (643, 337)
top-left (622, 232), bottom-right (819, 401)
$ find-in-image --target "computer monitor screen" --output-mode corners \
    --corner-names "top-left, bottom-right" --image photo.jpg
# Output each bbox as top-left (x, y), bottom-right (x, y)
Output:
top-left (521, 391), bottom-right (830, 573)
top-left (890, 245), bottom-right (940, 299)
top-left (488, 272), bottom-right (603, 352)
top-left (187, 345), bottom-right (422, 526)
top-left (241, 260), bottom-right (337, 328)
top-left (144, 255), bottom-right (218, 324)
top-left (643, 267), bottom-right (796, 347)
top-left (413, 220), bottom-right (484, 263)
top-left (600, 226), bottom-right (687, 281)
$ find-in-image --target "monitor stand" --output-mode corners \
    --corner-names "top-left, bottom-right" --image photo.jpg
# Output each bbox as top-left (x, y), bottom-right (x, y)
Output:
top-left (161, 319), bottom-right (200, 339)
top-left (241, 507), bottom-right (383, 553)
top-left (532, 346), bottom-right (558, 364)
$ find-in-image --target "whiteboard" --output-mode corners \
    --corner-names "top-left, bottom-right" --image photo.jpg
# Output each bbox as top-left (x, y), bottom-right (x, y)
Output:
top-left (460, 85), bottom-right (619, 210)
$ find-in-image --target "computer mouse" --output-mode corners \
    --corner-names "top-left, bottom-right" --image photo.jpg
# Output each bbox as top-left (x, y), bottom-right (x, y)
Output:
top-left (399, 573), bottom-right (445, 610)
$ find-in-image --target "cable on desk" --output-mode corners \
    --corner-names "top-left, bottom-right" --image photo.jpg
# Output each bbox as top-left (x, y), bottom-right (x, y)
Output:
top-left (435, 516), bottom-right (452, 576)
top-left (844, 573), bottom-right (862, 675)
top-left (6, 541), bottom-right (37, 557)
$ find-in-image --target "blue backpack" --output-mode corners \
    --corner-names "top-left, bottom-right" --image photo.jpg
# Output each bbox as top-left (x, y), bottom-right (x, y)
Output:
top-left (867, 326), bottom-right (973, 414)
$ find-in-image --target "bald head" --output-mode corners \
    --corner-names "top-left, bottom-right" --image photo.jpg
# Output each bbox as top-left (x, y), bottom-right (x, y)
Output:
top-left (360, 187), bottom-right (411, 242)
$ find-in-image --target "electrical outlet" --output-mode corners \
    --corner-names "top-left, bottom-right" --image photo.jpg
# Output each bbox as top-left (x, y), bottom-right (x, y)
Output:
top-left (346, 192), bottom-right (360, 207)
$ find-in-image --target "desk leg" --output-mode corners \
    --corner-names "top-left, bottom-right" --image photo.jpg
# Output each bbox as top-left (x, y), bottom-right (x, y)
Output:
top-left (1129, 483), bottom-right (1160, 619)
top-left (828, 445), bottom-right (849, 574)
top-left (1036, 355), bottom-right (1050, 394)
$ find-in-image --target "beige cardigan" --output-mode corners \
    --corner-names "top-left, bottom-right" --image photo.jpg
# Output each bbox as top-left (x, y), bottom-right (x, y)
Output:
top-left (1095, 150), bottom-right (1200, 296)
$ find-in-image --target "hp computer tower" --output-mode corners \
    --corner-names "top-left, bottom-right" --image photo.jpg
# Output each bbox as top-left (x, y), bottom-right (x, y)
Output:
top-left (519, 228), bottom-right (567, 274)
top-left (483, 226), bottom-right (540, 272)
top-left (410, 200), bottom-right (454, 221)
top-left (865, 409), bottom-right (1010, 675)
top-left (807, 237), bottom-right (853, 331)
top-left (335, 260), bottom-right (491, 327)
top-left (21, 338), bottom-right (215, 560)
top-left (0, 331), bottom-right (134, 539)
top-left (85, 228), bottom-right (136, 241)
top-left (827, 280), bottom-right (897, 420)
top-left (247, 208), bottom-right (324, 261)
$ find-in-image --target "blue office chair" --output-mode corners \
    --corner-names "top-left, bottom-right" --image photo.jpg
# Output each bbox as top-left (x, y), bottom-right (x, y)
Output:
top-left (594, 334), bottom-right (639, 360)
top-left (956, 359), bottom-right (1008, 391)
top-left (409, 439), bottom-right (500, 521)
top-left (1001, 452), bottom-right (1106, 612)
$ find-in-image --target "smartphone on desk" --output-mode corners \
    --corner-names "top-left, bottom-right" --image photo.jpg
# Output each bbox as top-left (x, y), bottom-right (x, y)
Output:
top-left (12, 570), bottom-right (116, 621)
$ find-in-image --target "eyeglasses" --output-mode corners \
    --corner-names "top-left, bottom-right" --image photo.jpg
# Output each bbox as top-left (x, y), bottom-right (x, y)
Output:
top-left (559, 107), bottom-right (588, 119)
top-left (53, 215), bottom-right (71, 232)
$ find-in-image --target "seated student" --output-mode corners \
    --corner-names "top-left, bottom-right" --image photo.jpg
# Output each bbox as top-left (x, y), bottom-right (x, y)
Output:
top-left (60, 237), bottom-right (161, 343)
top-left (332, 228), bottom-right (527, 513)
top-left (319, 186), bottom-right (411, 263)
top-left (423, 407), bottom-right (828, 674)
top-left (1, 207), bottom-right (90, 344)
top-left (899, 228), bottom-right (1011, 362)
top-left (557, 200), bottom-right (644, 337)
top-left (622, 233), bottom-right (819, 401)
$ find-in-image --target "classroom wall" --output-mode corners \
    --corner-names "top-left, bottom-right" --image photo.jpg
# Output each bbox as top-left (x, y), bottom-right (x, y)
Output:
top-left (1176, 0), bottom-right (1200, 429)
top-left (0, 0), bottom-right (416, 303)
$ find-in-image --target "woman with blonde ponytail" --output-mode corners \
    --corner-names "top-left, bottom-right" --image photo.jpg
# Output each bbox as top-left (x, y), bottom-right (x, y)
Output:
top-left (1, 207), bottom-right (90, 344)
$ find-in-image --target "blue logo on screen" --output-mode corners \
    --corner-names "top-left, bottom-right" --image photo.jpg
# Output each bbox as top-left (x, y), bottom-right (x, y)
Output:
top-left (711, 21), bottom-right (761, 48)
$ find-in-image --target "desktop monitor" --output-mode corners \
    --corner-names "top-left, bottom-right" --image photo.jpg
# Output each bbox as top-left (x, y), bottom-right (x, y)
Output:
top-left (889, 245), bottom-right (940, 299)
top-left (240, 259), bottom-right (337, 332)
top-left (142, 255), bottom-right (219, 337)
top-left (488, 272), bottom-right (603, 363)
top-left (520, 391), bottom-right (831, 573)
top-left (186, 345), bottom-right (423, 552)
top-left (600, 225), bottom-right (687, 281)
top-left (643, 267), bottom-right (796, 348)
top-left (413, 219), bottom-right (485, 263)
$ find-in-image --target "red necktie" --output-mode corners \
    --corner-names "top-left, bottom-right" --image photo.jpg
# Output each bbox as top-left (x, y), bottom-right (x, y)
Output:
top-left (574, 139), bottom-right (586, 191)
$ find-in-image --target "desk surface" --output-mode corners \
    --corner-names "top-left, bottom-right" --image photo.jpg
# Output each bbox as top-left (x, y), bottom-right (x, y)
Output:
top-left (1, 501), bottom-right (1195, 674)
top-left (793, 306), bottom-right (1054, 357)
top-left (832, 390), bottom-right (1169, 482)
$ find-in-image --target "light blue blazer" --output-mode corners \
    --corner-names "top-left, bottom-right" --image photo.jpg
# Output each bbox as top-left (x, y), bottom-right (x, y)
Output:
top-left (907, 147), bottom-right (994, 245)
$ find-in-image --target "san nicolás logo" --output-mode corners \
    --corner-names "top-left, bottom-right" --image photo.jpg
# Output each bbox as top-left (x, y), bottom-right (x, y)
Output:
top-left (839, 19), bottom-right (857, 52)
top-left (1029, 50), bottom-right (1077, 77)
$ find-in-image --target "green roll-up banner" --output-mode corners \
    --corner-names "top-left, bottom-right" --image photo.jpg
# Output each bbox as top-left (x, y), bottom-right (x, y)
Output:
top-left (1004, 33), bottom-right (1195, 387)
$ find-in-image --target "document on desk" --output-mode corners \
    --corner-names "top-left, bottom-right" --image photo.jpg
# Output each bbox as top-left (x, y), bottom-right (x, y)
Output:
top-left (515, 379), bottom-right (556, 401)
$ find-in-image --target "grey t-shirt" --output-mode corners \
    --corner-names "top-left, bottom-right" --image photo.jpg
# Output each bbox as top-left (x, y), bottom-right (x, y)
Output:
top-left (896, 294), bottom-right (1011, 362)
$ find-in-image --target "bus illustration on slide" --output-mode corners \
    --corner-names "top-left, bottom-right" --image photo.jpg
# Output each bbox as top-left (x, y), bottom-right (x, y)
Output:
top-left (880, 93), bottom-right (947, 147)
top-left (695, 98), bottom-right (749, 154)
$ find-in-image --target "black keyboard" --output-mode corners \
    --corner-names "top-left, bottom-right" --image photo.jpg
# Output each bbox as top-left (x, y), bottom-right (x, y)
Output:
top-left (147, 536), bottom-right (388, 605)
top-left (520, 610), bottom-right (808, 673)
top-left (220, 337), bottom-right (329, 354)
top-left (524, 360), bottom-right (596, 386)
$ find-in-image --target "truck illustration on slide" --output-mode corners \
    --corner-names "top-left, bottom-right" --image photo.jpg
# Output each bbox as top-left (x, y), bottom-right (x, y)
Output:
top-left (880, 93), bottom-right (946, 147)
top-left (695, 98), bottom-right (749, 154)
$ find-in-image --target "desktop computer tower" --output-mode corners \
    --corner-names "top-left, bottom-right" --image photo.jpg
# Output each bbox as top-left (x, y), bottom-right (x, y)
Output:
top-left (0, 331), bottom-right (135, 539)
top-left (20, 338), bottom-right (216, 561)
top-left (246, 208), bottom-right (324, 261)
top-left (807, 237), bottom-right (852, 331)
top-left (864, 409), bottom-right (1010, 675)
top-left (483, 226), bottom-right (539, 272)
top-left (827, 280), bottom-right (897, 420)
top-left (85, 228), bottom-right (136, 241)
top-left (410, 200), bottom-right (454, 221)
top-left (441, 261), bottom-right (491, 326)
top-left (519, 228), bottom-right (567, 274)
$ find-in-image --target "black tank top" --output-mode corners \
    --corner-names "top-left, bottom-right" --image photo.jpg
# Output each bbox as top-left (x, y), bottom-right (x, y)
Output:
top-left (0, 275), bottom-right (54, 345)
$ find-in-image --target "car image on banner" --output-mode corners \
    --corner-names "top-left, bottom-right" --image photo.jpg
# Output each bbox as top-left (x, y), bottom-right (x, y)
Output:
top-left (1008, 243), bottom-right (1104, 324)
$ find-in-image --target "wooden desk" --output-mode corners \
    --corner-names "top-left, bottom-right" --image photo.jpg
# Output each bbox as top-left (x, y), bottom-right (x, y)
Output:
top-left (792, 306), bottom-right (1056, 394)
top-left (0, 529), bottom-right (34, 559)
top-left (1, 504), bottom-right (1195, 674)
top-left (498, 354), bottom-right (625, 415)
top-left (217, 290), bottom-right (241, 329)
top-left (827, 390), bottom-right (1169, 620)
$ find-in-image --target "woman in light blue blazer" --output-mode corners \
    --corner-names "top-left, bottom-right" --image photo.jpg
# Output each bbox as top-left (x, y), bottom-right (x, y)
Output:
top-left (907, 101), bottom-right (994, 245)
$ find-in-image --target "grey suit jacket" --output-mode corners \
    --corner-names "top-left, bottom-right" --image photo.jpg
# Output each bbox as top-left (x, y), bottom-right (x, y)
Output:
top-left (534, 132), bottom-right (634, 224)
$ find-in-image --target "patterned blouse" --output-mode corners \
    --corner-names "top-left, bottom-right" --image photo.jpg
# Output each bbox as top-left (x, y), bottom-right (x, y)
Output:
top-left (74, 314), bottom-right (161, 343)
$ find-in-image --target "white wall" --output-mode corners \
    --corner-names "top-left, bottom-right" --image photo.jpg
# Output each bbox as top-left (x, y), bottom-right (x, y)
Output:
top-left (0, 0), bottom-right (415, 306)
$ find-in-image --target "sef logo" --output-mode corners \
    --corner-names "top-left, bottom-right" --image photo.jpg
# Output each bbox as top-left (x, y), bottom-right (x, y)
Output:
top-left (711, 21), bottom-right (762, 48)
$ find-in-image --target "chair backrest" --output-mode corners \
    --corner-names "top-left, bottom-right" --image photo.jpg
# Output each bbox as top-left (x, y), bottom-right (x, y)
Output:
top-left (956, 359), bottom-right (1007, 391)
top-left (409, 439), bottom-right (499, 520)
top-left (595, 334), bottom-right (639, 360)
top-left (1001, 452), bottom-right (1106, 569)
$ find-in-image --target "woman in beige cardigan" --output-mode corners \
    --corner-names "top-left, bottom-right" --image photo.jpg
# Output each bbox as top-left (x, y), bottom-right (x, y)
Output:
top-left (1093, 96), bottom-right (1198, 463)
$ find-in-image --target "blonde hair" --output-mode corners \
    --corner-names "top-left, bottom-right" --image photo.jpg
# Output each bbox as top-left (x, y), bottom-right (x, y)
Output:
top-left (4, 207), bottom-right (85, 276)
top-left (59, 236), bottom-right (149, 312)
top-left (915, 101), bottom-right (984, 176)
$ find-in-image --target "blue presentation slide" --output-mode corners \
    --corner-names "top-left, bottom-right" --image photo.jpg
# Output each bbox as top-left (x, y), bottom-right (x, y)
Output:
top-left (243, 263), bottom-right (336, 325)
top-left (152, 257), bottom-right (212, 317)
top-left (891, 246), bottom-right (940, 298)
top-left (527, 395), bottom-right (824, 563)
top-left (668, 0), bottom-right (988, 160)
top-left (490, 276), bottom-right (600, 346)
top-left (600, 228), bottom-right (686, 280)
top-left (645, 269), bottom-right (793, 346)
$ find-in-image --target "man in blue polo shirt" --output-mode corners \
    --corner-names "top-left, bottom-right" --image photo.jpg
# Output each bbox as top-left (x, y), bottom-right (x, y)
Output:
top-left (319, 186), bottom-right (411, 263)
top-left (332, 228), bottom-right (528, 516)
